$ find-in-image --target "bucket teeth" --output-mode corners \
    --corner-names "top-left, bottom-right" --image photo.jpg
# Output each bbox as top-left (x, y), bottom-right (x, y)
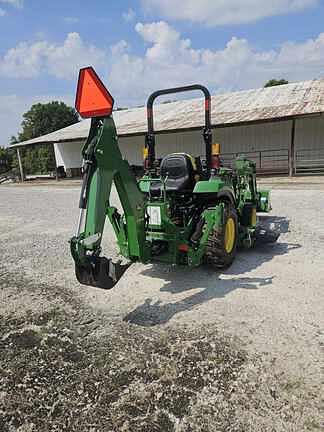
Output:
top-left (75, 257), bottom-right (131, 289)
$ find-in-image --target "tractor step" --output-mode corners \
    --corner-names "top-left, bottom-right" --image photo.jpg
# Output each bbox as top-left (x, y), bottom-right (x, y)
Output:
top-left (75, 257), bottom-right (131, 289)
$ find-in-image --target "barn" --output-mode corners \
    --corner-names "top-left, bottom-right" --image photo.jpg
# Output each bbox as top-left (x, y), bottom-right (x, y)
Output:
top-left (9, 79), bottom-right (324, 179)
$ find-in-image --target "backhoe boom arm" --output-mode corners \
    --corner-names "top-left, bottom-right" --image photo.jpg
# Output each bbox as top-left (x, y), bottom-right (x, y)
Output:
top-left (70, 116), bottom-right (148, 289)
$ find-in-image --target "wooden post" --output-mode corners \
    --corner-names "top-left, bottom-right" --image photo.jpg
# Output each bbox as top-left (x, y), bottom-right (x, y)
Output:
top-left (16, 148), bottom-right (25, 182)
top-left (289, 119), bottom-right (296, 177)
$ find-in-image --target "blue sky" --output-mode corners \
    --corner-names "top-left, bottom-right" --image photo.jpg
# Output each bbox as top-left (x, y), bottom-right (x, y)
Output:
top-left (1, 0), bottom-right (324, 145)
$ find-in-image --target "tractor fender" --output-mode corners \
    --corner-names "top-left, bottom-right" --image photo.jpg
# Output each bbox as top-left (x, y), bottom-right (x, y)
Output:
top-left (216, 190), bottom-right (235, 206)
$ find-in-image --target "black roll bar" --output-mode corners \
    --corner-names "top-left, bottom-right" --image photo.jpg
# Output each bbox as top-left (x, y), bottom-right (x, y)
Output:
top-left (145, 84), bottom-right (212, 172)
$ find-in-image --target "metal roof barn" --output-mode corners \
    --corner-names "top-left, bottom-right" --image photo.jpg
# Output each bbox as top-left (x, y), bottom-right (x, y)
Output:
top-left (9, 79), bottom-right (324, 148)
top-left (8, 79), bottom-right (324, 180)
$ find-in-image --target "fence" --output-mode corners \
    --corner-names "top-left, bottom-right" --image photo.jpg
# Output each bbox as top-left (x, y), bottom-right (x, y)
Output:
top-left (221, 149), bottom-right (289, 175)
top-left (295, 148), bottom-right (324, 174)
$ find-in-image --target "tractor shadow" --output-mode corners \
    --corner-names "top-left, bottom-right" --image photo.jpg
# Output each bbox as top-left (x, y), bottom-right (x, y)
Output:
top-left (124, 216), bottom-right (300, 327)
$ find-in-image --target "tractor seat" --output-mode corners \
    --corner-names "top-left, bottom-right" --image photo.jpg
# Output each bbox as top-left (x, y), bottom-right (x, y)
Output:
top-left (150, 153), bottom-right (196, 196)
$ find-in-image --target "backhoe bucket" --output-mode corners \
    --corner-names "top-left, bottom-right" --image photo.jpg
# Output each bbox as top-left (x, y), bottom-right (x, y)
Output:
top-left (75, 257), bottom-right (131, 289)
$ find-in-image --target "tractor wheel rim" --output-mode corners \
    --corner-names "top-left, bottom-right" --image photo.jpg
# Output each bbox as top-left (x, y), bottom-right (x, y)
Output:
top-left (224, 217), bottom-right (235, 253)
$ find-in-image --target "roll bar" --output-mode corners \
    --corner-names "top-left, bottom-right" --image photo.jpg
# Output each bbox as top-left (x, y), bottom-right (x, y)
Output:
top-left (145, 84), bottom-right (212, 173)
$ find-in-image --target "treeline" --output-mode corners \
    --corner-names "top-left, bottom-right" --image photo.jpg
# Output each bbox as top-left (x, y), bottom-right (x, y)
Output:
top-left (1, 101), bottom-right (79, 176)
top-left (0, 146), bottom-right (16, 175)
top-left (7, 143), bottom-right (57, 175)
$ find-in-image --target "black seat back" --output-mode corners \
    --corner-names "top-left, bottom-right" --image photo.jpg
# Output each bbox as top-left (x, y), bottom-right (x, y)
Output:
top-left (149, 153), bottom-right (196, 196)
top-left (149, 153), bottom-right (195, 195)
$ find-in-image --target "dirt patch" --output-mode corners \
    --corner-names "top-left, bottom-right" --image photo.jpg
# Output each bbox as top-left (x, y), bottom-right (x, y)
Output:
top-left (0, 270), bottom-right (321, 431)
top-left (2, 328), bottom-right (42, 349)
top-left (0, 303), bottom-right (243, 431)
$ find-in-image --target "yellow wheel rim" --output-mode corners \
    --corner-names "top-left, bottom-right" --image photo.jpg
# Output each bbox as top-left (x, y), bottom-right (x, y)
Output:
top-left (224, 217), bottom-right (236, 253)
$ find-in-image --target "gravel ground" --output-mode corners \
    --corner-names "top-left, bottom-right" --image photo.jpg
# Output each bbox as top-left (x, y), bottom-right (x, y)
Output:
top-left (0, 182), bottom-right (323, 431)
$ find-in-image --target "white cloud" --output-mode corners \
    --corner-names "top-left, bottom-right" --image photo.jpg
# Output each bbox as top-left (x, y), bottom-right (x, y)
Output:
top-left (0, 7), bottom-right (6, 15)
top-left (141, 0), bottom-right (318, 26)
top-left (111, 40), bottom-right (129, 56)
top-left (2, 23), bottom-right (324, 139)
top-left (107, 21), bottom-right (324, 106)
top-left (0, 32), bottom-right (106, 79)
top-left (0, 94), bottom-right (74, 146)
top-left (0, 0), bottom-right (23, 8)
top-left (122, 8), bottom-right (135, 22)
top-left (46, 33), bottom-right (105, 79)
top-left (0, 41), bottom-right (48, 78)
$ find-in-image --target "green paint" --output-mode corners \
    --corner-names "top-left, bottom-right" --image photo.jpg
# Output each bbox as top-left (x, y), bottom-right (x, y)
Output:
top-left (193, 179), bottom-right (225, 193)
top-left (257, 190), bottom-right (271, 212)
top-left (71, 115), bottom-right (273, 278)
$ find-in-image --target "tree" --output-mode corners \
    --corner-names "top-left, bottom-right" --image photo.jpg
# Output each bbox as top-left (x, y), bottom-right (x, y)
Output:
top-left (12, 101), bottom-right (79, 175)
top-left (0, 146), bottom-right (10, 174)
top-left (264, 79), bottom-right (289, 88)
top-left (0, 145), bottom-right (18, 176)
top-left (17, 101), bottom-right (79, 141)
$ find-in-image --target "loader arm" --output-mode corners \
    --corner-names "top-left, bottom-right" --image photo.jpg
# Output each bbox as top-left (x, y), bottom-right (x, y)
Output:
top-left (70, 116), bottom-right (148, 289)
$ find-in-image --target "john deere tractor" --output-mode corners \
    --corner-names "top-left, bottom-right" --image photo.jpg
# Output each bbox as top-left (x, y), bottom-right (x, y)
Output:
top-left (70, 67), bottom-right (276, 289)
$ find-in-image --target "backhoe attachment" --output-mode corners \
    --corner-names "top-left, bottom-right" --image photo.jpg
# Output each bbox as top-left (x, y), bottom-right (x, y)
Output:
top-left (70, 67), bottom-right (148, 289)
top-left (70, 116), bottom-right (133, 290)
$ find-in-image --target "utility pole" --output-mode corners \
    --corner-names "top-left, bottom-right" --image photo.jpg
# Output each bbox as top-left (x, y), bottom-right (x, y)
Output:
top-left (289, 119), bottom-right (296, 177)
top-left (16, 148), bottom-right (25, 182)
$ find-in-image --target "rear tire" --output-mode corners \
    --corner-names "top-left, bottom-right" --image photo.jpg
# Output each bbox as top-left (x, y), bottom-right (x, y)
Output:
top-left (204, 204), bottom-right (238, 270)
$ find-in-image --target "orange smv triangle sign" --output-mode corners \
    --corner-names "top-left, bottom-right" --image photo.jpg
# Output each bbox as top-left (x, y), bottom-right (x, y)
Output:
top-left (75, 67), bottom-right (114, 118)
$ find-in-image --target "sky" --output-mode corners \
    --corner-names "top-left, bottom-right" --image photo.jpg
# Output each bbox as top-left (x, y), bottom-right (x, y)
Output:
top-left (1, 0), bottom-right (324, 145)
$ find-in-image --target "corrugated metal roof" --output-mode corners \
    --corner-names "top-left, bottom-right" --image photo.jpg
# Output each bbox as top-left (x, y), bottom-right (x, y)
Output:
top-left (9, 78), bottom-right (324, 148)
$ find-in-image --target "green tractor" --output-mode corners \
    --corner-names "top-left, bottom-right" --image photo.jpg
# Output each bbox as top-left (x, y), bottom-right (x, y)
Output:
top-left (70, 67), bottom-right (277, 289)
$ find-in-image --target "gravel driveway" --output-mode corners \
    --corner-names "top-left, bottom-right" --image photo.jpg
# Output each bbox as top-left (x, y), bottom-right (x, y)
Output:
top-left (0, 182), bottom-right (323, 431)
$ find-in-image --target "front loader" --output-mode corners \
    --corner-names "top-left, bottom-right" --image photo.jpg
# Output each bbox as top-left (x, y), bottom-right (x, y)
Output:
top-left (70, 67), bottom-right (277, 289)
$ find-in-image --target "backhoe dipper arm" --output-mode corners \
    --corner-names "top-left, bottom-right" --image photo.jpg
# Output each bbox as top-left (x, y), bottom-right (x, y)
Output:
top-left (70, 116), bottom-right (148, 289)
